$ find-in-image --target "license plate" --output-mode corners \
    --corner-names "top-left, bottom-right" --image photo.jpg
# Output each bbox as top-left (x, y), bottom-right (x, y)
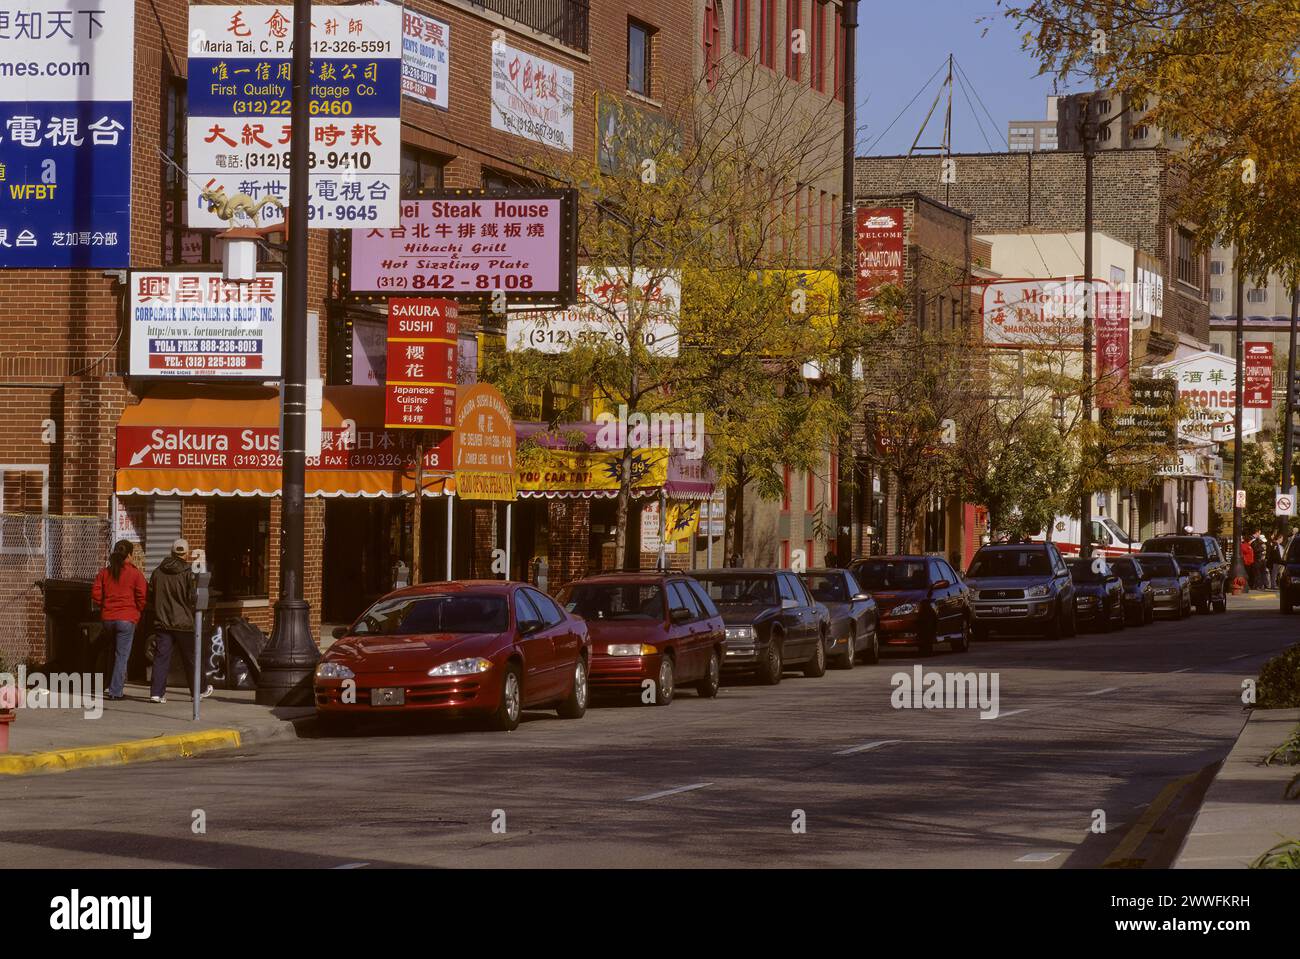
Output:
top-left (992, 605), bottom-right (1011, 615)
top-left (371, 687), bottom-right (405, 706)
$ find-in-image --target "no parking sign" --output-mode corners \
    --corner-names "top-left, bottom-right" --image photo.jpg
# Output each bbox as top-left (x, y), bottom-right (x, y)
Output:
top-left (1276, 486), bottom-right (1296, 517)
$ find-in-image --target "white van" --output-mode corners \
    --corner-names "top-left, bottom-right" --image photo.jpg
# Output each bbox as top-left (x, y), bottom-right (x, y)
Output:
top-left (1028, 515), bottom-right (1137, 557)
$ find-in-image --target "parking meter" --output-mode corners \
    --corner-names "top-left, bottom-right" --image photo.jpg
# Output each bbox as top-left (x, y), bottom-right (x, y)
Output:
top-left (193, 570), bottom-right (212, 721)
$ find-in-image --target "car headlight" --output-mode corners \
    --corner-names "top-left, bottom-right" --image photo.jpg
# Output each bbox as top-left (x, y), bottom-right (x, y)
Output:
top-left (606, 643), bottom-right (658, 657)
top-left (1025, 584), bottom-right (1050, 598)
top-left (888, 603), bottom-right (918, 617)
top-left (315, 662), bottom-right (354, 680)
top-left (427, 658), bottom-right (493, 677)
top-left (724, 626), bottom-right (756, 641)
top-left (1076, 595), bottom-right (1096, 605)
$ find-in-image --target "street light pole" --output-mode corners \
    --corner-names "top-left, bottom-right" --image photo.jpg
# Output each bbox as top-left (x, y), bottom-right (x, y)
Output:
top-left (1078, 103), bottom-right (1097, 559)
top-left (1231, 253), bottom-right (1246, 585)
top-left (257, 0), bottom-right (319, 705)
top-left (836, 0), bottom-right (859, 565)
top-left (1282, 285), bottom-right (1299, 528)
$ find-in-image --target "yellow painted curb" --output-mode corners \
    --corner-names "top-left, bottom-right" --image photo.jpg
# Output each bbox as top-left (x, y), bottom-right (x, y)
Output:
top-left (0, 729), bottom-right (243, 776)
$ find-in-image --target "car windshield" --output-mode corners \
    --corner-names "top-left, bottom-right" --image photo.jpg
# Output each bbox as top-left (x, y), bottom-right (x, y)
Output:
top-left (802, 573), bottom-right (847, 603)
top-left (853, 560), bottom-right (928, 589)
top-left (1066, 559), bottom-right (1110, 583)
top-left (352, 593), bottom-right (508, 635)
top-left (559, 583), bottom-right (664, 622)
top-left (968, 550), bottom-right (1051, 577)
top-left (694, 574), bottom-right (776, 605)
top-left (1146, 538), bottom-right (1206, 561)
top-left (1139, 555), bottom-right (1179, 577)
top-left (1110, 560), bottom-right (1139, 583)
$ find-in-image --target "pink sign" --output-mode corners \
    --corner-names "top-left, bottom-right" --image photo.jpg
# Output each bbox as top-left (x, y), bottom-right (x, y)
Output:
top-left (348, 194), bottom-right (575, 300)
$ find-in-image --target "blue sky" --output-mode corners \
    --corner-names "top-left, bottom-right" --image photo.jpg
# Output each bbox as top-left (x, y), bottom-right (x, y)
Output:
top-left (855, 2), bottom-right (1060, 156)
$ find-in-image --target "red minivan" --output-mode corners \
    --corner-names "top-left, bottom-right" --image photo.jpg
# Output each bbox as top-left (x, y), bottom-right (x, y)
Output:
top-left (557, 573), bottom-right (726, 705)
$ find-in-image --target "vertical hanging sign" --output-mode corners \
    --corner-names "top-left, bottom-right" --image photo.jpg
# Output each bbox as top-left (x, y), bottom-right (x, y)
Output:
top-left (1095, 291), bottom-right (1131, 409)
top-left (384, 298), bottom-right (458, 429)
top-left (1244, 341), bottom-right (1274, 409)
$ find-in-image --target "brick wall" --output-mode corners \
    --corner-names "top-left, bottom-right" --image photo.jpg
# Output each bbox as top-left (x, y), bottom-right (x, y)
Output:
top-left (546, 498), bottom-right (590, 589)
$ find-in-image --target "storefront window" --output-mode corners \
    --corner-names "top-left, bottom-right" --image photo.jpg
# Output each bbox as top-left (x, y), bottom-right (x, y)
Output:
top-left (401, 145), bottom-right (446, 198)
top-left (208, 499), bottom-right (270, 600)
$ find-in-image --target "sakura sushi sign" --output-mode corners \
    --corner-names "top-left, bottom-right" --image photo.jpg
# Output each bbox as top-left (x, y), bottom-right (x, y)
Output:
top-left (384, 298), bottom-right (458, 430)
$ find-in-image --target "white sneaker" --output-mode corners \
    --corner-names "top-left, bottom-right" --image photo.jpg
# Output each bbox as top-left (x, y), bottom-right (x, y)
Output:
top-left (150, 695), bottom-right (166, 704)
top-left (199, 685), bottom-right (214, 700)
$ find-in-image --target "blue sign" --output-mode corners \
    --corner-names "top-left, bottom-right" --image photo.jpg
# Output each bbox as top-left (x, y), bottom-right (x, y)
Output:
top-left (0, 2), bottom-right (133, 268)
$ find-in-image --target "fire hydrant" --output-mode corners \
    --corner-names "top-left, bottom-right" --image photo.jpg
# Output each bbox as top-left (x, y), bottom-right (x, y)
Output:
top-left (0, 683), bottom-right (16, 753)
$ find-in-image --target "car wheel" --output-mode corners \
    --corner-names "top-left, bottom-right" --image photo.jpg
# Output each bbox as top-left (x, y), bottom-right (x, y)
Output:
top-left (835, 625), bottom-right (857, 670)
top-left (803, 631), bottom-right (827, 677)
top-left (646, 655), bottom-right (674, 706)
top-left (557, 657), bottom-right (588, 718)
top-left (918, 620), bottom-right (936, 656)
top-left (950, 616), bottom-right (971, 653)
top-left (491, 663), bottom-right (523, 731)
top-left (860, 627), bottom-right (880, 665)
top-left (758, 632), bottom-right (784, 686)
top-left (1113, 601), bottom-right (1126, 630)
top-left (1144, 600), bottom-right (1154, 625)
top-left (1197, 598), bottom-right (1210, 614)
top-left (1044, 604), bottom-right (1063, 640)
top-left (695, 650), bottom-right (721, 698)
top-left (1062, 603), bottom-right (1077, 638)
top-left (1212, 591), bottom-right (1228, 613)
top-left (1281, 590), bottom-right (1293, 614)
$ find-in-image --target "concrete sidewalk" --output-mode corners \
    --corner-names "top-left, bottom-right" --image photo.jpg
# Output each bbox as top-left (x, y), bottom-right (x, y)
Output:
top-left (1175, 708), bottom-right (1300, 868)
top-left (0, 682), bottom-right (314, 776)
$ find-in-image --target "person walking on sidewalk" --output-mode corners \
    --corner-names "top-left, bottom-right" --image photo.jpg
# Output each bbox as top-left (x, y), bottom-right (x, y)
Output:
top-left (1269, 533), bottom-right (1286, 590)
top-left (1250, 530), bottom-right (1269, 589)
top-left (91, 540), bottom-right (147, 701)
top-left (1239, 536), bottom-right (1254, 593)
top-left (148, 539), bottom-right (213, 704)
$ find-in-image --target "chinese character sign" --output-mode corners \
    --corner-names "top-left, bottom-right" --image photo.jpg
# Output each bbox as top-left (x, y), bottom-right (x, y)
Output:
top-left (0, 1), bottom-right (132, 268)
top-left (506, 267), bottom-right (681, 356)
top-left (1152, 350), bottom-right (1262, 443)
top-left (1094, 291), bottom-right (1131, 409)
top-left (981, 278), bottom-right (1110, 348)
top-left (384, 298), bottom-right (457, 429)
top-left (1244, 341), bottom-right (1273, 409)
top-left (186, 5), bottom-right (402, 228)
top-left (400, 7), bottom-right (449, 110)
top-left (855, 206), bottom-right (905, 301)
top-left (129, 271), bottom-right (283, 377)
top-left (453, 382), bottom-right (516, 501)
top-left (491, 39), bottom-right (574, 152)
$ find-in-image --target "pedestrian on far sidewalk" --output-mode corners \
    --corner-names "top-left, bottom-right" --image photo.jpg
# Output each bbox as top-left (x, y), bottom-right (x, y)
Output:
top-left (1270, 533), bottom-right (1287, 589)
top-left (147, 539), bottom-right (212, 704)
top-left (1251, 530), bottom-right (1269, 589)
top-left (91, 540), bottom-right (147, 701)
top-left (1239, 536), bottom-right (1254, 593)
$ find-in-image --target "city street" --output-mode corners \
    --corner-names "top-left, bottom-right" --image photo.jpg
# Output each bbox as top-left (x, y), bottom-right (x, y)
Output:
top-left (0, 595), bottom-right (1286, 869)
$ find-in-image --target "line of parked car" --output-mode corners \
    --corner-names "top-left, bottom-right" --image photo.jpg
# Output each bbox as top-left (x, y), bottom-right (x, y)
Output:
top-left (312, 534), bottom-right (1229, 732)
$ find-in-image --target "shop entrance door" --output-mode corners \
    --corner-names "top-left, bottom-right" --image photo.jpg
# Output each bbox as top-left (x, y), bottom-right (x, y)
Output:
top-left (323, 499), bottom-right (408, 624)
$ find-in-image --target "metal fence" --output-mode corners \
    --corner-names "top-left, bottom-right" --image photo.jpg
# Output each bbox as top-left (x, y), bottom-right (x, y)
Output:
top-left (0, 514), bottom-right (109, 666)
top-left (466, 0), bottom-right (589, 51)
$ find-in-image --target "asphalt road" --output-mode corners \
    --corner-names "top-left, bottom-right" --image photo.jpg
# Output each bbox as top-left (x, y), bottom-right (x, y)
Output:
top-left (1, 592), bottom-right (1292, 869)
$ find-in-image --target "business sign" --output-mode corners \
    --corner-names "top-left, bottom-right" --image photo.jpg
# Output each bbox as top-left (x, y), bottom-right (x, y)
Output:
top-left (855, 206), bottom-right (905, 300)
top-left (1153, 350), bottom-right (1261, 443)
top-left (981, 278), bottom-right (1112, 348)
top-left (187, 5), bottom-right (402, 228)
top-left (383, 298), bottom-right (457, 430)
top-left (1106, 376), bottom-right (1177, 447)
top-left (400, 7), bottom-right (449, 110)
top-left (516, 447), bottom-right (669, 495)
top-left (506, 267), bottom-right (680, 355)
top-left (454, 383), bottom-right (516, 501)
top-left (0, 1), bottom-right (133, 267)
top-left (350, 317), bottom-right (386, 385)
top-left (491, 39), bottom-right (574, 152)
top-left (1095, 291), bottom-right (1131, 409)
top-left (346, 191), bottom-right (578, 302)
top-left (129, 271), bottom-right (282, 378)
top-left (1244, 341), bottom-right (1273, 409)
top-left (116, 424), bottom-right (452, 472)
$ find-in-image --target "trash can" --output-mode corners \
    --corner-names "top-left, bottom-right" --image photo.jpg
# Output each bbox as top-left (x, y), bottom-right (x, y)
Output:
top-left (38, 578), bottom-right (96, 673)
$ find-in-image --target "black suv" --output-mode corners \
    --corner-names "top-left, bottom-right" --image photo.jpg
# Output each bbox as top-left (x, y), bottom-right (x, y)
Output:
top-left (965, 542), bottom-right (1075, 640)
top-left (1139, 535), bottom-right (1228, 614)
top-left (1276, 535), bottom-right (1300, 613)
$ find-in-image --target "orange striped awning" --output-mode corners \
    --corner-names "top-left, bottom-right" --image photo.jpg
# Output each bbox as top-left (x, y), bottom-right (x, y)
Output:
top-left (115, 385), bottom-right (454, 498)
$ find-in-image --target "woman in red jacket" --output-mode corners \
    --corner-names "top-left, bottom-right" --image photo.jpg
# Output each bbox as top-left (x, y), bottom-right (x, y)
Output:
top-left (92, 540), bottom-right (147, 701)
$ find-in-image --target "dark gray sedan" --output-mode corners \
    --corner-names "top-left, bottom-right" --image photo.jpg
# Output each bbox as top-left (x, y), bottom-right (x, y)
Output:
top-left (1134, 551), bottom-right (1193, 618)
top-left (801, 568), bottom-right (879, 668)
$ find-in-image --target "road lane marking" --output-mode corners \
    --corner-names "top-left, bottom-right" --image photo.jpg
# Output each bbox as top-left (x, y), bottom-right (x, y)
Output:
top-left (1101, 774), bottom-right (1193, 868)
top-left (1015, 851), bottom-right (1062, 862)
top-left (1227, 653), bottom-right (1255, 661)
top-left (1085, 687), bottom-right (1119, 696)
top-left (1170, 667), bottom-right (1193, 673)
top-left (333, 862), bottom-right (370, 869)
top-left (995, 709), bottom-right (1030, 718)
top-left (627, 782), bottom-right (713, 803)
top-left (835, 739), bottom-right (903, 756)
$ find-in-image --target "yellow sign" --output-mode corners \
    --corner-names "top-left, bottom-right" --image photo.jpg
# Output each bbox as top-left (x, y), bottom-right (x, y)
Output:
top-left (455, 383), bottom-right (516, 501)
top-left (516, 447), bottom-right (669, 493)
top-left (665, 501), bottom-right (699, 544)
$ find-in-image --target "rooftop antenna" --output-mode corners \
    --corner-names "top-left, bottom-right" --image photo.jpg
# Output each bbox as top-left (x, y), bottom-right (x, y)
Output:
top-left (909, 54), bottom-right (954, 203)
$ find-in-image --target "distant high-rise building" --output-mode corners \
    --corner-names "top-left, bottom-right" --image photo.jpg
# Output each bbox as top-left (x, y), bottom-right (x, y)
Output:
top-left (1008, 96), bottom-right (1059, 152)
top-left (1055, 91), bottom-right (1185, 151)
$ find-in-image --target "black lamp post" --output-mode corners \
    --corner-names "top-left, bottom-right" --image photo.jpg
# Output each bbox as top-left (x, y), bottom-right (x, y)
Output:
top-left (1078, 102), bottom-right (1098, 559)
top-left (257, 0), bottom-right (319, 705)
top-left (836, 0), bottom-right (859, 564)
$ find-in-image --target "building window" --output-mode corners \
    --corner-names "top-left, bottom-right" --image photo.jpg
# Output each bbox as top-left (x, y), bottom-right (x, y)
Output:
top-left (208, 499), bottom-right (270, 600)
top-left (1247, 288), bottom-right (1268, 303)
top-left (703, 1), bottom-right (721, 89)
top-left (1175, 228), bottom-right (1201, 289)
top-left (1210, 259), bottom-right (1224, 275)
top-left (0, 466), bottom-right (48, 555)
top-left (759, 0), bottom-right (775, 68)
top-left (1210, 288), bottom-right (1224, 303)
top-left (732, 0), bottom-right (749, 54)
top-left (810, 1), bottom-right (825, 91)
top-left (1096, 98), bottom-right (1111, 114)
top-left (628, 19), bottom-right (653, 96)
top-left (400, 145), bottom-right (446, 198)
top-left (833, 4), bottom-right (844, 100)
top-left (785, 0), bottom-right (802, 80)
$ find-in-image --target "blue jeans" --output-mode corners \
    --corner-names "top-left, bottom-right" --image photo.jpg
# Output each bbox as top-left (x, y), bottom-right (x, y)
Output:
top-left (103, 620), bottom-right (136, 698)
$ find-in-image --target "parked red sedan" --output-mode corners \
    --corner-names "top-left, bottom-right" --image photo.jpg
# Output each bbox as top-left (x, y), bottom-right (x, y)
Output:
top-left (557, 573), bottom-right (725, 705)
top-left (850, 555), bottom-right (971, 656)
top-left (315, 581), bottom-right (591, 732)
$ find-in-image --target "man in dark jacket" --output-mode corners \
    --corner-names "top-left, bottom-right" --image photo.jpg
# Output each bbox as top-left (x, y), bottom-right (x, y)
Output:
top-left (148, 539), bottom-right (212, 704)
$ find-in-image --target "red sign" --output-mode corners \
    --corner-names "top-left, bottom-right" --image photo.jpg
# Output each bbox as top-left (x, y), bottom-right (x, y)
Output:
top-left (1095, 291), bottom-right (1131, 409)
top-left (384, 298), bottom-right (458, 429)
top-left (855, 206), bottom-right (905, 300)
top-left (1244, 341), bottom-right (1273, 409)
top-left (116, 426), bottom-right (453, 472)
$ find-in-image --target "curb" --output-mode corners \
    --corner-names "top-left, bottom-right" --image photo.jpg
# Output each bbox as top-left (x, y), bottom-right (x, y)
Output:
top-left (0, 713), bottom-right (315, 777)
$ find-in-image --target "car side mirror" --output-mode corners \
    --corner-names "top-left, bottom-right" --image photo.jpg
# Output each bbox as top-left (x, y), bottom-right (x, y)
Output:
top-left (671, 607), bottom-right (692, 623)
top-left (852, 592), bottom-right (870, 601)
top-left (332, 625), bottom-right (348, 640)
top-left (931, 579), bottom-right (950, 590)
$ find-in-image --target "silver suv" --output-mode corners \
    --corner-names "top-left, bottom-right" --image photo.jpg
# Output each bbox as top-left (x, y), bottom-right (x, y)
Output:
top-left (965, 542), bottom-right (1076, 640)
